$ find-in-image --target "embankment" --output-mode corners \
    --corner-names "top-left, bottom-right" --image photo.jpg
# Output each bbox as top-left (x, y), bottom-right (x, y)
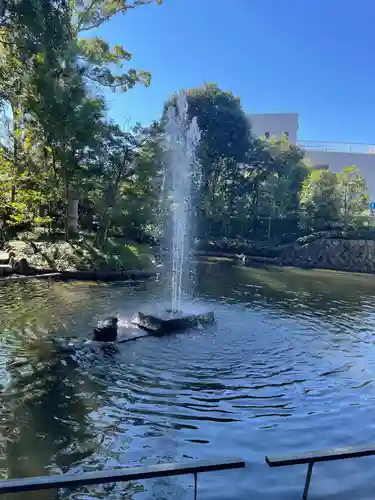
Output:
top-left (1, 237), bottom-right (157, 281)
top-left (198, 233), bottom-right (375, 275)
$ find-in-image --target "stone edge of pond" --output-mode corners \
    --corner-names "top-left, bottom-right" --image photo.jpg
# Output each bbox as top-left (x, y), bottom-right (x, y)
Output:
top-left (0, 269), bottom-right (157, 283)
top-left (196, 252), bottom-right (375, 276)
top-left (60, 270), bottom-right (157, 281)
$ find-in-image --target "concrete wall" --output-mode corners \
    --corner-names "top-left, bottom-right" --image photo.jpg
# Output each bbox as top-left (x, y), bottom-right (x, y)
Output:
top-left (304, 150), bottom-right (375, 201)
top-left (248, 113), bottom-right (299, 144)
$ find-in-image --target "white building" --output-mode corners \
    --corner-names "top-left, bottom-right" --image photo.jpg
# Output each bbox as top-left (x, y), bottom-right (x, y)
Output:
top-left (249, 112), bottom-right (299, 144)
top-left (248, 112), bottom-right (375, 202)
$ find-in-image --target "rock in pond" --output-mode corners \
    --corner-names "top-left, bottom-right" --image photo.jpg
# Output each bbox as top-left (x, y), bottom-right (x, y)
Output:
top-left (92, 317), bottom-right (118, 342)
top-left (135, 310), bottom-right (215, 334)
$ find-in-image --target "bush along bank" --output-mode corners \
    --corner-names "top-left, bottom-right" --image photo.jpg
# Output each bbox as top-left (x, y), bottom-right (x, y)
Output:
top-left (2, 237), bottom-right (157, 281)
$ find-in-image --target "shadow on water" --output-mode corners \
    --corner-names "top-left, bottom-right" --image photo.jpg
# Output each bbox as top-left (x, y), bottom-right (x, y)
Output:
top-left (1, 267), bottom-right (375, 498)
top-left (0, 344), bottom-right (100, 500)
top-left (0, 282), bottom-right (151, 500)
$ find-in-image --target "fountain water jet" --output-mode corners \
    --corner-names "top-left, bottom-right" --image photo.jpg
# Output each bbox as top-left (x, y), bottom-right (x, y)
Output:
top-left (135, 93), bottom-right (215, 334)
top-left (164, 92), bottom-right (201, 313)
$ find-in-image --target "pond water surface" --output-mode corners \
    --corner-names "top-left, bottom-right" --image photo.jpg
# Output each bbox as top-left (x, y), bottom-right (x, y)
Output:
top-left (1, 263), bottom-right (375, 499)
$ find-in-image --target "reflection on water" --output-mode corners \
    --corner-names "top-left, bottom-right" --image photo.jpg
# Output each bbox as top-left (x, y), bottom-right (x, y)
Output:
top-left (1, 265), bottom-right (375, 498)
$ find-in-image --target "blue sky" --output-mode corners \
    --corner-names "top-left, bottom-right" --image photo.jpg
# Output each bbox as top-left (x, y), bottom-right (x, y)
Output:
top-left (97, 0), bottom-right (375, 144)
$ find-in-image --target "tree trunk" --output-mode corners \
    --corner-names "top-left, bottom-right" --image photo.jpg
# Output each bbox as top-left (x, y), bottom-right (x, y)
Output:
top-left (252, 182), bottom-right (259, 233)
top-left (101, 213), bottom-right (112, 246)
top-left (64, 170), bottom-right (79, 241)
top-left (96, 147), bottom-right (129, 246)
top-left (67, 197), bottom-right (79, 234)
top-left (10, 101), bottom-right (20, 203)
top-left (64, 169), bottom-right (69, 241)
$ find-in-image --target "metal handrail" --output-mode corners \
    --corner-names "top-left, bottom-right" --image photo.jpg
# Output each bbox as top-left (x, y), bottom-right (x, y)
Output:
top-left (266, 443), bottom-right (375, 499)
top-left (298, 140), bottom-right (375, 154)
top-left (0, 457), bottom-right (246, 498)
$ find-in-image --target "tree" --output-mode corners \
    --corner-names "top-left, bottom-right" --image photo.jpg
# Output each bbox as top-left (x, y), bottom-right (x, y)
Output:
top-left (213, 136), bottom-right (309, 241)
top-left (78, 121), bottom-right (161, 245)
top-left (267, 138), bottom-right (309, 216)
top-left (254, 138), bottom-right (309, 238)
top-left (300, 169), bottom-right (341, 231)
top-left (163, 84), bottom-right (252, 237)
top-left (2, 0), bottom-right (372, 254)
top-left (0, 0), bottom-right (75, 233)
top-left (119, 122), bottom-right (162, 240)
top-left (89, 123), bottom-right (136, 245)
top-left (337, 166), bottom-right (370, 229)
top-left (0, 0), bottom-right (164, 239)
top-left (27, 46), bottom-right (107, 237)
top-left (76, 0), bottom-right (162, 32)
top-left (75, 0), bottom-right (162, 92)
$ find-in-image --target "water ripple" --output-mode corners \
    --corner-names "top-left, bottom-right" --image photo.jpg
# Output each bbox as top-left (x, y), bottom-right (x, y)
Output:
top-left (0, 268), bottom-right (375, 498)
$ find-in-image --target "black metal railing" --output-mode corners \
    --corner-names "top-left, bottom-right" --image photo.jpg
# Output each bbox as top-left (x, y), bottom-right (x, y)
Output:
top-left (0, 457), bottom-right (245, 499)
top-left (266, 443), bottom-right (375, 499)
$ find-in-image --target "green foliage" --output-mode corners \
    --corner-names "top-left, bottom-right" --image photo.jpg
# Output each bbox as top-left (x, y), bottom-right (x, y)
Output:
top-left (75, 0), bottom-right (162, 32)
top-left (161, 85), bottom-right (371, 246)
top-left (171, 83), bottom-right (251, 163)
top-left (164, 84), bottom-right (253, 236)
top-left (6, 238), bottom-right (155, 271)
top-left (337, 166), bottom-right (370, 229)
top-left (0, 0), bottom-right (162, 244)
top-left (255, 138), bottom-right (309, 223)
top-left (299, 166), bottom-right (370, 232)
top-left (75, 0), bottom-right (163, 92)
top-left (77, 37), bottom-right (152, 91)
top-left (300, 169), bottom-right (341, 230)
top-left (0, 2), bottom-right (371, 262)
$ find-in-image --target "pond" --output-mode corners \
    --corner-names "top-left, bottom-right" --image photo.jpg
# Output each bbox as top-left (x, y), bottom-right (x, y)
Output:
top-left (1, 263), bottom-right (375, 499)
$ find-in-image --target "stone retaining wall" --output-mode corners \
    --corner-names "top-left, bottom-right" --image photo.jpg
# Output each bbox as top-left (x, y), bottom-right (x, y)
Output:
top-left (278, 238), bottom-right (375, 274)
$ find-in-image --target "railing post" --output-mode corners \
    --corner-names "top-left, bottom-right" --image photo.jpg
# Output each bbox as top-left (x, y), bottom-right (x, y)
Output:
top-left (302, 462), bottom-right (314, 500)
top-left (194, 472), bottom-right (198, 500)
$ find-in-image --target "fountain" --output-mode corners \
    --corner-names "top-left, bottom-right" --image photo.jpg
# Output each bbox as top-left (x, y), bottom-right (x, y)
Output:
top-left (135, 93), bottom-right (215, 334)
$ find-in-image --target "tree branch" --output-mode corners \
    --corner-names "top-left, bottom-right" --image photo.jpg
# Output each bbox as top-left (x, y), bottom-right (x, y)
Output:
top-left (76, 0), bottom-right (158, 32)
top-left (0, 37), bottom-right (16, 47)
top-left (76, 0), bottom-right (99, 31)
top-left (78, 11), bottom-right (120, 32)
top-left (84, 73), bottom-right (128, 89)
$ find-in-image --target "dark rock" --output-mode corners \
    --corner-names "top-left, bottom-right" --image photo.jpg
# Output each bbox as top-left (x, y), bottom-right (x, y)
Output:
top-left (135, 310), bottom-right (215, 334)
top-left (0, 264), bottom-right (13, 276)
top-left (14, 258), bottom-right (33, 275)
top-left (92, 317), bottom-right (118, 342)
top-left (51, 338), bottom-right (77, 355)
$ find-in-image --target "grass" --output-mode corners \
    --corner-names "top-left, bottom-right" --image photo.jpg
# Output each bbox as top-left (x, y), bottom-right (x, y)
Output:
top-left (6, 236), bottom-right (155, 272)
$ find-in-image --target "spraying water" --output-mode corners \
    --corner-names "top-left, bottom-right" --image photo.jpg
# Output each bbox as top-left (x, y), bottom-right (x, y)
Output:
top-left (162, 93), bottom-right (201, 314)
